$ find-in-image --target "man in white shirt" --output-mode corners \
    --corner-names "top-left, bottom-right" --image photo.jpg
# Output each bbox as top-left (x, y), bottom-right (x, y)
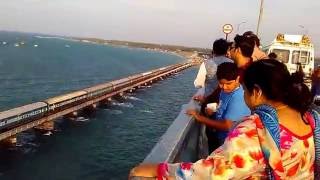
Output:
top-left (194, 39), bottom-right (232, 97)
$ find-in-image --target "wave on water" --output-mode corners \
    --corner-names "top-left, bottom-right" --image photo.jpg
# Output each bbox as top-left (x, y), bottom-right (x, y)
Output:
top-left (111, 102), bottom-right (134, 108)
top-left (139, 85), bottom-right (152, 88)
top-left (103, 109), bottom-right (123, 115)
top-left (34, 35), bottom-right (73, 41)
top-left (139, 110), bottom-right (153, 114)
top-left (42, 131), bottom-right (52, 136)
top-left (74, 116), bottom-right (90, 122)
top-left (123, 95), bottom-right (142, 101)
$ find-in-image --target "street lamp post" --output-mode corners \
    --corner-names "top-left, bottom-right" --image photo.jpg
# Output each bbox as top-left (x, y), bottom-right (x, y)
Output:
top-left (237, 21), bottom-right (247, 33)
top-left (256, 0), bottom-right (264, 37)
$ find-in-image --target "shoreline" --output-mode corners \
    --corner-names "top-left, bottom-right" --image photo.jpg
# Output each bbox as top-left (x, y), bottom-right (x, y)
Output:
top-left (71, 37), bottom-right (206, 64)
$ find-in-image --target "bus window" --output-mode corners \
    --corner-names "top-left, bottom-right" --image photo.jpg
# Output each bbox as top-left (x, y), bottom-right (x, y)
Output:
top-left (292, 50), bottom-right (309, 64)
top-left (271, 49), bottom-right (290, 63)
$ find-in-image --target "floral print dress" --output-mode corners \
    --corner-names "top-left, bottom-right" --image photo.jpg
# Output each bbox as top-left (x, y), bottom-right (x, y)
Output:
top-left (157, 108), bottom-right (316, 179)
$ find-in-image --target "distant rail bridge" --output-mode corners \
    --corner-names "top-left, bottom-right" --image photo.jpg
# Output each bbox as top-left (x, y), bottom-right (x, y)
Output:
top-left (0, 62), bottom-right (195, 145)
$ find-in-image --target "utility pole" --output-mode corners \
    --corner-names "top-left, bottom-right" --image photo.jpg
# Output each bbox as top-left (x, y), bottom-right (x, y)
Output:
top-left (256, 0), bottom-right (264, 37)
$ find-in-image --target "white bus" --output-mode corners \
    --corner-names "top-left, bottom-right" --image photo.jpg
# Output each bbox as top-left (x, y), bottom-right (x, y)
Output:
top-left (268, 34), bottom-right (315, 78)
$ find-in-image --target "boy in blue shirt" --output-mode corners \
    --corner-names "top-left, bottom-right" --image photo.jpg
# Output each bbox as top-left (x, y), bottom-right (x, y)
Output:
top-left (187, 62), bottom-right (250, 152)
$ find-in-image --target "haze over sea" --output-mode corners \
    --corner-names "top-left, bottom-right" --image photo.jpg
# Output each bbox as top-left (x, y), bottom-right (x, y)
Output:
top-left (0, 31), bottom-right (197, 179)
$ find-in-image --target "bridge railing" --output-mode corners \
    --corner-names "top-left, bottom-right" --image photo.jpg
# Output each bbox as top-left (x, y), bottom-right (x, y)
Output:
top-left (143, 89), bottom-right (208, 163)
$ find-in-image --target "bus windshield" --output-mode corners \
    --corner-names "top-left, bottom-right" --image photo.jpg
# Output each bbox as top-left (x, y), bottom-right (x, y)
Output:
top-left (292, 50), bottom-right (309, 64)
top-left (271, 49), bottom-right (290, 63)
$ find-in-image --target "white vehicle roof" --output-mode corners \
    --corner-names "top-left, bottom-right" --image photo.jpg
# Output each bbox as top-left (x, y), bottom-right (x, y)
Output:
top-left (272, 33), bottom-right (314, 48)
top-left (283, 35), bottom-right (304, 43)
top-left (0, 102), bottom-right (47, 120)
top-left (45, 90), bottom-right (87, 104)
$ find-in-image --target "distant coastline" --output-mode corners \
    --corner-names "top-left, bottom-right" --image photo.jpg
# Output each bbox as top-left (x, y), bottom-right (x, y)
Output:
top-left (71, 37), bottom-right (208, 63)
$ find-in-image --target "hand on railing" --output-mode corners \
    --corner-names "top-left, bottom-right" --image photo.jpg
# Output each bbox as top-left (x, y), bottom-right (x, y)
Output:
top-left (192, 95), bottom-right (205, 103)
top-left (185, 109), bottom-right (201, 120)
top-left (205, 107), bottom-right (215, 116)
top-left (129, 164), bottom-right (158, 180)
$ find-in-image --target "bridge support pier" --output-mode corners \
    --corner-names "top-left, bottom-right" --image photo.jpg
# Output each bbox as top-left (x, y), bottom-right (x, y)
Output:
top-left (1, 135), bottom-right (17, 146)
top-left (35, 121), bottom-right (54, 131)
top-left (83, 104), bottom-right (97, 114)
top-left (64, 111), bottom-right (79, 120)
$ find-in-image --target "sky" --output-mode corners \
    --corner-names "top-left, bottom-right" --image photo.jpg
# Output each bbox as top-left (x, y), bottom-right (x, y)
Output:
top-left (0, 0), bottom-right (319, 55)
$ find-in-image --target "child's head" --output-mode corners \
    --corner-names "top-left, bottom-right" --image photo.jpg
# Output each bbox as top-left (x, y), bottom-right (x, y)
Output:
top-left (217, 62), bottom-right (240, 93)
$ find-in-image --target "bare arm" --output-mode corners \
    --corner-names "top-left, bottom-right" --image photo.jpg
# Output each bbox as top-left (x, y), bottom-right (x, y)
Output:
top-left (186, 109), bottom-right (233, 131)
top-left (129, 117), bottom-right (266, 179)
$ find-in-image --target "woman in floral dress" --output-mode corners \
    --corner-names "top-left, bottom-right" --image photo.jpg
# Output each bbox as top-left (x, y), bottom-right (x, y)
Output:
top-left (129, 59), bottom-right (320, 179)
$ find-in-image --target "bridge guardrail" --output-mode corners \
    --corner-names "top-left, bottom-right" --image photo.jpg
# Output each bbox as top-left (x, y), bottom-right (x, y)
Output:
top-left (143, 89), bottom-right (208, 163)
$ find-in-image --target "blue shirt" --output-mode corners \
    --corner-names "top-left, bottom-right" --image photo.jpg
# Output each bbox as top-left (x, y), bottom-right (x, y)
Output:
top-left (214, 85), bottom-right (251, 141)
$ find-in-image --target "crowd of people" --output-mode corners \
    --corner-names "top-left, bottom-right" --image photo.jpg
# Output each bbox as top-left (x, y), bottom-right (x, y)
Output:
top-left (129, 31), bottom-right (320, 179)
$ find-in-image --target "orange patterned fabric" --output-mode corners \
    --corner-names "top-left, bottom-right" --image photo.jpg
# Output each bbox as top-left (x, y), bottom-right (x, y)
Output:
top-left (157, 114), bottom-right (315, 179)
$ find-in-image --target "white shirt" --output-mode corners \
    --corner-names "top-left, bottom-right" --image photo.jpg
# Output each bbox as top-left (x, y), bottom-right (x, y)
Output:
top-left (194, 56), bottom-right (233, 88)
top-left (194, 62), bottom-right (206, 88)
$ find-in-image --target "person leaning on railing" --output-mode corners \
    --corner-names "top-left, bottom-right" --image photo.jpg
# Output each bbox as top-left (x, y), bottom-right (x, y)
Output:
top-left (187, 62), bottom-right (250, 153)
top-left (193, 38), bottom-right (232, 98)
top-left (129, 59), bottom-right (320, 179)
top-left (198, 34), bottom-right (256, 115)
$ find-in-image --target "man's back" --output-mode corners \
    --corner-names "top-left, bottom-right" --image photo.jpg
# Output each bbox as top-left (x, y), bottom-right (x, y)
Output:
top-left (203, 56), bottom-right (232, 96)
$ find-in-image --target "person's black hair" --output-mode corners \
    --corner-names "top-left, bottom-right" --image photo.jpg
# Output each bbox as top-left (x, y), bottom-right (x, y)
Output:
top-left (217, 62), bottom-right (239, 81)
top-left (243, 59), bottom-right (312, 114)
top-left (268, 52), bottom-right (277, 59)
top-left (234, 34), bottom-right (255, 58)
top-left (212, 38), bottom-right (229, 56)
top-left (243, 31), bottom-right (261, 46)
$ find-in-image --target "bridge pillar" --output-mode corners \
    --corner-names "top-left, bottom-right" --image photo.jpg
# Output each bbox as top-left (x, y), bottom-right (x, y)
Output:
top-left (64, 111), bottom-right (79, 120)
top-left (92, 103), bottom-right (98, 108)
top-left (1, 135), bottom-right (17, 146)
top-left (83, 104), bottom-right (97, 114)
top-left (35, 121), bottom-right (54, 131)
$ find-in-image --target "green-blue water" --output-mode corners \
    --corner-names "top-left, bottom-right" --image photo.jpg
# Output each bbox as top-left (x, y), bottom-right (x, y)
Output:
top-left (0, 31), bottom-right (197, 179)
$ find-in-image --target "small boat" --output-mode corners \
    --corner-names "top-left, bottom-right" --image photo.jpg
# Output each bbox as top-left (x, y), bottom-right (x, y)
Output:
top-left (33, 44), bottom-right (38, 47)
